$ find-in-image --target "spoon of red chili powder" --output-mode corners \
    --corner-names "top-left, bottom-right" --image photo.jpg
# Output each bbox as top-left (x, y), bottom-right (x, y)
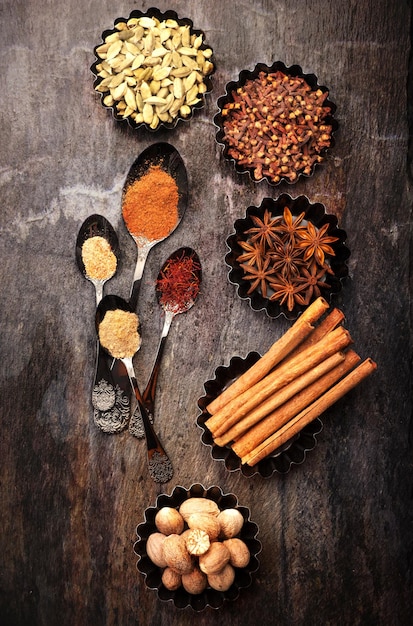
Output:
top-left (121, 142), bottom-right (188, 310)
top-left (129, 247), bottom-right (202, 437)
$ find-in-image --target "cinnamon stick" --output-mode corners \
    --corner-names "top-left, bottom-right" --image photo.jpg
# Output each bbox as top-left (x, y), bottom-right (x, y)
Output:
top-left (241, 357), bottom-right (377, 466)
top-left (231, 349), bottom-right (361, 458)
top-left (205, 325), bottom-right (352, 438)
top-left (284, 307), bottom-right (345, 362)
top-left (206, 296), bottom-right (329, 415)
top-left (214, 350), bottom-right (349, 447)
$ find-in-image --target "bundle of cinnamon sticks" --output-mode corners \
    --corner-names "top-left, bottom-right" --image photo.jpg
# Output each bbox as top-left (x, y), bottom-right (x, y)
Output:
top-left (205, 297), bottom-right (377, 467)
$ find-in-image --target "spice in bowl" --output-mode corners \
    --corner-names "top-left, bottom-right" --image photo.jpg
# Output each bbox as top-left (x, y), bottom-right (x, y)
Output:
top-left (239, 205), bottom-right (338, 311)
top-left (122, 165), bottom-right (179, 241)
top-left (216, 62), bottom-right (337, 185)
top-left (134, 484), bottom-right (261, 611)
top-left (225, 195), bottom-right (350, 319)
top-left (92, 10), bottom-right (214, 130)
top-left (81, 235), bottom-right (117, 281)
top-left (203, 298), bottom-right (377, 468)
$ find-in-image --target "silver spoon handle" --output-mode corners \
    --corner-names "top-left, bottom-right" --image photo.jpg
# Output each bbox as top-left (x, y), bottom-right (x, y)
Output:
top-left (141, 310), bottom-right (174, 417)
top-left (129, 241), bottom-right (153, 310)
top-left (92, 341), bottom-right (131, 433)
top-left (123, 358), bottom-right (173, 484)
top-left (94, 281), bottom-right (104, 306)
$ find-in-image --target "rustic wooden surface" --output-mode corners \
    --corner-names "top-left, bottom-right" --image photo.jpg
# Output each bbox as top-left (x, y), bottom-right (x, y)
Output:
top-left (1, 1), bottom-right (412, 624)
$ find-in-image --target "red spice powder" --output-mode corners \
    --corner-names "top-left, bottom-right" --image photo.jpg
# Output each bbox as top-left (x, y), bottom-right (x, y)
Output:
top-left (122, 165), bottom-right (179, 241)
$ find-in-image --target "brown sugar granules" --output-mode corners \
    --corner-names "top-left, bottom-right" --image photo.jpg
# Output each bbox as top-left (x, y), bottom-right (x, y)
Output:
top-left (81, 236), bottom-right (117, 281)
top-left (221, 70), bottom-right (334, 183)
top-left (98, 309), bottom-right (141, 359)
top-left (122, 165), bottom-right (179, 241)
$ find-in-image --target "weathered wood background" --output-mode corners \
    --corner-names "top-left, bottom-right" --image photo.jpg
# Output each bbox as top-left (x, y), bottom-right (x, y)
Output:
top-left (1, 1), bottom-right (412, 624)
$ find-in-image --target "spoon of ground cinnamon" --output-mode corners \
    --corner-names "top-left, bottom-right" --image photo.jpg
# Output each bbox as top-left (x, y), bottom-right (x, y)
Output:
top-left (96, 294), bottom-right (174, 484)
top-left (122, 142), bottom-right (188, 310)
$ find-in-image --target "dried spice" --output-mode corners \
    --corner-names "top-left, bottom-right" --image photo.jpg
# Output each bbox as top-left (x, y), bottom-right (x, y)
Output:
top-left (236, 207), bottom-right (338, 311)
top-left (156, 251), bottom-right (201, 313)
top-left (221, 70), bottom-right (334, 184)
top-left (122, 165), bottom-right (179, 241)
top-left (98, 309), bottom-right (141, 359)
top-left (81, 236), bottom-right (117, 281)
top-left (93, 14), bottom-right (214, 129)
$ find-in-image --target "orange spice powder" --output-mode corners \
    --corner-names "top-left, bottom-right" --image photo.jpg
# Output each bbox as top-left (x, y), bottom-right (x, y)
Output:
top-left (122, 165), bottom-right (179, 241)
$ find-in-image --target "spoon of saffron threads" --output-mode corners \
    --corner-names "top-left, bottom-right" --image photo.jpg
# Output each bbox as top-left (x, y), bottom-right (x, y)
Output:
top-left (96, 294), bottom-right (173, 485)
top-left (129, 247), bottom-right (202, 437)
top-left (76, 215), bottom-right (131, 434)
top-left (121, 142), bottom-right (188, 311)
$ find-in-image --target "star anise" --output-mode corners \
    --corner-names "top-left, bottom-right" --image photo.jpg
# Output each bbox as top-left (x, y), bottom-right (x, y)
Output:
top-left (295, 221), bottom-right (338, 266)
top-left (240, 255), bottom-right (276, 298)
top-left (295, 261), bottom-right (331, 304)
top-left (245, 209), bottom-right (284, 249)
top-left (270, 241), bottom-right (307, 278)
top-left (236, 240), bottom-right (265, 266)
top-left (268, 274), bottom-right (308, 312)
top-left (275, 207), bottom-right (307, 242)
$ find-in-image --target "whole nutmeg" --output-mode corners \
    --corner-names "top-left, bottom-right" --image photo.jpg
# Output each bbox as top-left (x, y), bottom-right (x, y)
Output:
top-left (217, 508), bottom-right (244, 539)
top-left (179, 497), bottom-right (220, 521)
top-left (163, 533), bottom-right (195, 575)
top-left (146, 532), bottom-right (167, 568)
top-left (207, 563), bottom-right (235, 592)
top-left (223, 538), bottom-right (251, 568)
top-left (155, 507), bottom-right (185, 536)
top-left (181, 567), bottom-right (208, 595)
top-left (199, 541), bottom-right (230, 575)
top-left (162, 567), bottom-right (182, 591)
top-left (180, 528), bottom-right (193, 543)
top-left (187, 513), bottom-right (221, 541)
top-left (185, 528), bottom-right (211, 556)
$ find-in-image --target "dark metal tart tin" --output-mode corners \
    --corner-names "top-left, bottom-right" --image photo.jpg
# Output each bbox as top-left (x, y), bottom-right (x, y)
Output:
top-left (91, 7), bottom-right (215, 132)
top-left (225, 194), bottom-right (350, 321)
top-left (134, 483), bottom-right (261, 611)
top-left (214, 61), bottom-right (338, 185)
top-left (197, 353), bottom-right (323, 477)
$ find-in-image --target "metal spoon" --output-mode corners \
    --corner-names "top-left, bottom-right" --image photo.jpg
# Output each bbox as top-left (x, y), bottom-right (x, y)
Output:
top-left (96, 294), bottom-right (173, 484)
top-left (129, 247), bottom-right (202, 437)
top-left (76, 214), bottom-right (131, 433)
top-left (122, 142), bottom-right (188, 310)
top-left (75, 214), bottom-right (119, 306)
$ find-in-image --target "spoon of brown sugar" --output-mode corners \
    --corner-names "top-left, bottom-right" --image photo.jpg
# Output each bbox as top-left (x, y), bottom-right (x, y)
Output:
top-left (96, 294), bottom-right (174, 484)
top-left (122, 142), bottom-right (188, 311)
top-left (129, 247), bottom-right (202, 437)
